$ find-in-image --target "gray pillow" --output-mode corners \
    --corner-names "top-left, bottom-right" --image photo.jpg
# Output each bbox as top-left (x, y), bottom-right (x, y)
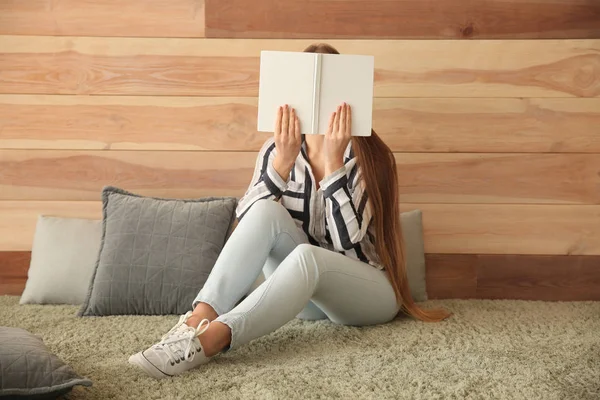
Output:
top-left (78, 186), bottom-right (237, 316)
top-left (20, 216), bottom-right (102, 305)
top-left (0, 327), bottom-right (92, 399)
top-left (401, 210), bottom-right (428, 302)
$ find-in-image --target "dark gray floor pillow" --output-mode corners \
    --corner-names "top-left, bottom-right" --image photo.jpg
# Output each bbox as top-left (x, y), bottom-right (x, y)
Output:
top-left (0, 327), bottom-right (92, 399)
top-left (78, 186), bottom-right (237, 316)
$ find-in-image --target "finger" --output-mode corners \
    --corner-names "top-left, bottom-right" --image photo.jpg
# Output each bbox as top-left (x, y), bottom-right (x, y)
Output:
top-left (282, 104), bottom-right (289, 138)
top-left (327, 111), bottom-right (336, 136)
top-left (294, 114), bottom-right (301, 141)
top-left (346, 104), bottom-right (352, 137)
top-left (290, 108), bottom-right (296, 136)
top-left (339, 103), bottom-right (346, 135)
top-left (332, 105), bottom-right (341, 135)
top-left (274, 106), bottom-right (282, 137)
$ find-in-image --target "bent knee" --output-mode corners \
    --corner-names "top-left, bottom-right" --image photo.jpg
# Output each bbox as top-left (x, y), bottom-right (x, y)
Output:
top-left (292, 243), bottom-right (316, 256)
top-left (289, 244), bottom-right (326, 266)
top-left (244, 199), bottom-right (287, 220)
top-left (280, 244), bottom-right (321, 278)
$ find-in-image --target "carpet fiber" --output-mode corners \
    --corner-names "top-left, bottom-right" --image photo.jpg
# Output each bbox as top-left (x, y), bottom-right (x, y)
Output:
top-left (1, 296), bottom-right (599, 399)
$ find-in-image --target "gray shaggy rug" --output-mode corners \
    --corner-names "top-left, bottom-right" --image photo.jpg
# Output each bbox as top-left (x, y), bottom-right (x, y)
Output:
top-left (1, 296), bottom-right (599, 400)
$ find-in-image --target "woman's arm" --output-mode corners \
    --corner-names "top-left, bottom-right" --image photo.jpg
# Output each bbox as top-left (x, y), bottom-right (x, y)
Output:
top-left (321, 103), bottom-right (371, 251)
top-left (321, 160), bottom-right (372, 251)
top-left (236, 138), bottom-right (289, 220)
top-left (237, 105), bottom-right (301, 220)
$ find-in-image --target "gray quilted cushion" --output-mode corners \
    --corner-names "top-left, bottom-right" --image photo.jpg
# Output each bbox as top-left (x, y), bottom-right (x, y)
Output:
top-left (401, 210), bottom-right (428, 302)
top-left (0, 327), bottom-right (92, 398)
top-left (78, 186), bottom-right (237, 316)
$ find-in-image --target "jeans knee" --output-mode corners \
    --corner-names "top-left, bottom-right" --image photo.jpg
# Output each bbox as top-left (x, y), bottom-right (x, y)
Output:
top-left (293, 243), bottom-right (315, 257)
top-left (244, 199), bottom-right (286, 221)
top-left (287, 244), bottom-right (320, 278)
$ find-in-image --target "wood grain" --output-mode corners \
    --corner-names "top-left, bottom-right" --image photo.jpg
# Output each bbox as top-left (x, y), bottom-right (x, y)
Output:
top-left (0, 0), bottom-right (205, 37)
top-left (1, 37), bottom-right (598, 97)
top-left (400, 203), bottom-right (600, 255)
top-left (0, 201), bottom-right (101, 251)
top-left (0, 150), bottom-right (256, 200)
top-left (374, 98), bottom-right (600, 153)
top-left (206, 0), bottom-right (600, 39)
top-left (3, 251), bottom-right (600, 300)
top-left (425, 254), bottom-right (600, 301)
top-left (425, 254), bottom-right (477, 299)
top-left (476, 254), bottom-right (600, 301)
top-left (0, 251), bottom-right (30, 296)
top-left (2, 96), bottom-right (600, 153)
top-left (3, 150), bottom-right (600, 205)
top-left (3, 201), bottom-right (600, 255)
top-left (397, 153), bottom-right (600, 205)
top-left (0, 95), bottom-right (263, 151)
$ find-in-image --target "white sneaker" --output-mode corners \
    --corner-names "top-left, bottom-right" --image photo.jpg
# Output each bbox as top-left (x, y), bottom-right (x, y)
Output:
top-left (128, 311), bottom-right (212, 379)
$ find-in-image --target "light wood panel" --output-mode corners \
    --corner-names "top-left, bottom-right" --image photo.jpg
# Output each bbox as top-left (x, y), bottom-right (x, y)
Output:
top-left (375, 98), bottom-right (600, 153)
top-left (401, 203), bottom-right (600, 255)
top-left (206, 0), bottom-right (600, 39)
top-left (0, 150), bottom-right (256, 200)
top-left (0, 95), bottom-right (262, 151)
top-left (2, 96), bottom-right (600, 153)
top-left (397, 153), bottom-right (600, 205)
top-left (1, 36), bottom-right (598, 97)
top-left (426, 254), bottom-right (600, 301)
top-left (3, 150), bottom-right (600, 204)
top-left (3, 202), bottom-right (600, 255)
top-left (0, 0), bottom-right (205, 37)
top-left (0, 201), bottom-right (101, 251)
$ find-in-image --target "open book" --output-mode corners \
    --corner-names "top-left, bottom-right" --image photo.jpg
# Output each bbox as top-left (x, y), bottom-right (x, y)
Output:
top-left (257, 51), bottom-right (374, 136)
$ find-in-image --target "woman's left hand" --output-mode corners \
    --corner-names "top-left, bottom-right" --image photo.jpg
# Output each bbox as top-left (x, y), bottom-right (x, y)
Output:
top-left (324, 102), bottom-right (352, 176)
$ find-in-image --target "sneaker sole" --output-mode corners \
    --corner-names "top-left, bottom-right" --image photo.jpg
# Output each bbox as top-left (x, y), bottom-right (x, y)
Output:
top-left (128, 352), bottom-right (171, 380)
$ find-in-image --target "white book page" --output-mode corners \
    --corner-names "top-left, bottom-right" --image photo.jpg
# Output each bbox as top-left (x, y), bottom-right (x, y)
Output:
top-left (257, 51), bottom-right (316, 134)
top-left (317, 54), bottom-right (374, 136)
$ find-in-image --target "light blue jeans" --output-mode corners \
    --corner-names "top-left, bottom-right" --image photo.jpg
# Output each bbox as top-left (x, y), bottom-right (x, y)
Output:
top-left (192, 200), bottom-right (399, 350)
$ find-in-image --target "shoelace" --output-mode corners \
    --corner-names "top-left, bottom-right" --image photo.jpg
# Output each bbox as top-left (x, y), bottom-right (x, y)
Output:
top-left (160, 311), bottom-right (194, 342)
top-left (155, 313), bottom-right (211, 366)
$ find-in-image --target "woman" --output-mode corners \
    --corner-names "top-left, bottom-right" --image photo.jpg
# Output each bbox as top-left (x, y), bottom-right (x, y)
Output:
top-left (129, 43), bottom-right (451, 379)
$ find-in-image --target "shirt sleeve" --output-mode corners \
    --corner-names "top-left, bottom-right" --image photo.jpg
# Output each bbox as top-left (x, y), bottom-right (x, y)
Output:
top-left (320, 159), bottom-right (372, 251)
top-left (236, 138), bottom-right (289, 220)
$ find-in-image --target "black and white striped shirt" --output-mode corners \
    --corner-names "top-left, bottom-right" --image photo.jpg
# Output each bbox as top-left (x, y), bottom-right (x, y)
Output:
top-left (236, 137), bottom-right (383, 270)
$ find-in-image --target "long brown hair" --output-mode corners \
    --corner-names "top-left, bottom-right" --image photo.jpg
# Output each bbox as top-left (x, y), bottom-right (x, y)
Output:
top-left (304, 43), bottom-right (451, 322)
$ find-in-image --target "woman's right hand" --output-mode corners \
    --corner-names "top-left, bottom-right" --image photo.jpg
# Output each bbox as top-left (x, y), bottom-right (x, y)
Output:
top-left (272, 104), bottom-right (301, 180)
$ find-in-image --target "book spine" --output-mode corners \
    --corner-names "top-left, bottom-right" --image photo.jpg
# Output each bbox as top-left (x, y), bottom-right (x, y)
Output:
top-left (311, 54), bottom-right (323, 134)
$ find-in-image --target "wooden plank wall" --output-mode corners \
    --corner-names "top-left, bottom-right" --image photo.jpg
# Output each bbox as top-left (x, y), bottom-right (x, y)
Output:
top-left (1, 0), bottom-right (599, 300)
